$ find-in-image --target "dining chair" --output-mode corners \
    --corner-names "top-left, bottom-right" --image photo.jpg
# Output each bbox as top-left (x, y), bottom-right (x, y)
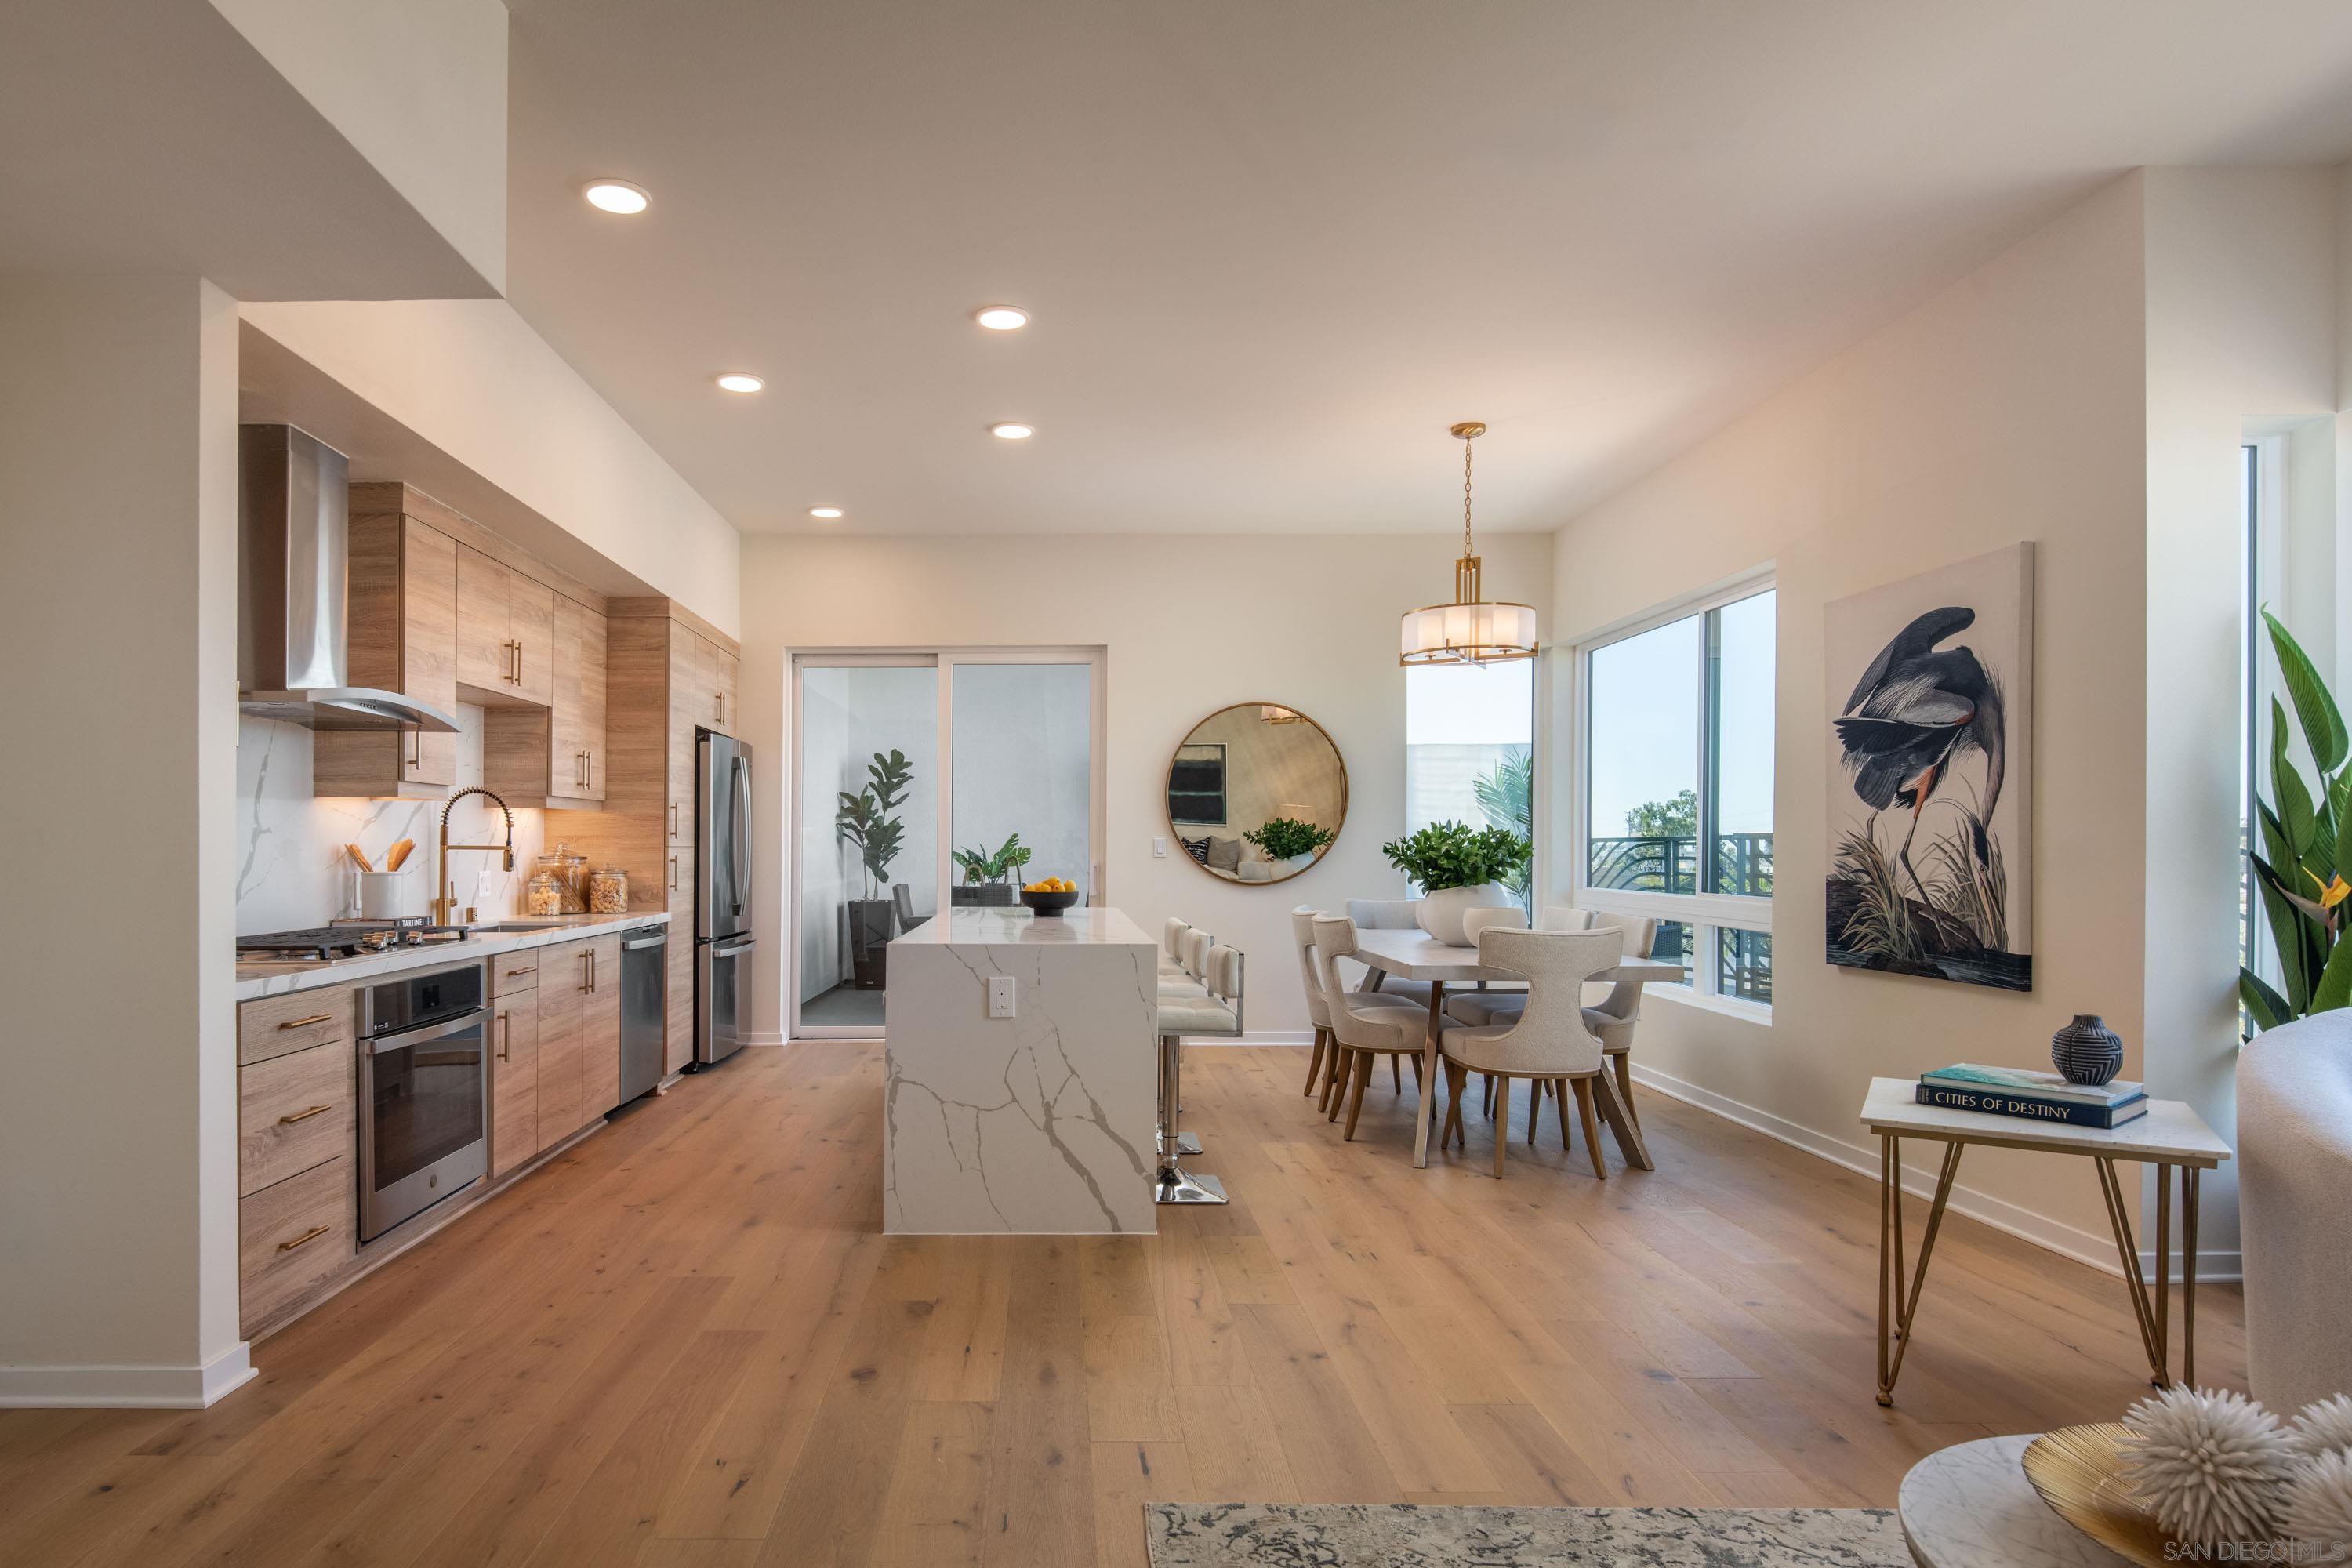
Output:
top-left (1437, 925), bottom-right (1628, 1178)
top-left (1343, 898), bottom-right (1434, 1006)
top-left (1446, 908), bottom-right (1658, 1136)
top-left (891, 884), bottom-right (931, 933)
top-left (1295, 906), bottom-right (1428, 1110)
top-left (1309, 914), bottom-right (1432, 1140)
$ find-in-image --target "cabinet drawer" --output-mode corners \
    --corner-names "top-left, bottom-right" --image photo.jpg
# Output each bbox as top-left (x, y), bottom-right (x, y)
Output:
top-left (239, 988), bottom-right (352, 1066)
top-left (239, 1043), bottom-right (353, 1196)
top-left (240, 1156), bottom-right (354, 1335)
top-left (492, 951), bottom-right (540, 996)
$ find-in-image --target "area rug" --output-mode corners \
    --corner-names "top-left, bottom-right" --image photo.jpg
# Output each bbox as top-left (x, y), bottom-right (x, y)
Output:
top-left (1143, 1501), bottom-right (1905, 1567)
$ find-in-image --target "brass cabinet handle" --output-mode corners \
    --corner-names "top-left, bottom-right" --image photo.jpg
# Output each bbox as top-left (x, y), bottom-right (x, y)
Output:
top-left (278, 1104), bottom-right (332, 1126)
top-left (278, 1014), bottom-right (334, 1030)
top-left (717, 692), bottom-right (726, 724)
top-left (408, 728), bottom-right (421, 770)
top-left (278, 1225), bottom-right (331, 1253)
top-left (668, 854), bottom-right (677, 891)
top-left (579, 951), bottom-right (590, 993)
top-left (514, 640), bottom-right (525, 684)
top-left (668, 800), bottom-right (678, 839)
top-left (497, 1010), bottom-right (511, 1062)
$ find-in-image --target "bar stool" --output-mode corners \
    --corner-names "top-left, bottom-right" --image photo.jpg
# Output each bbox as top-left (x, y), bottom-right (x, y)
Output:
top-left (1156, 943), bottom-right (1243, 1204)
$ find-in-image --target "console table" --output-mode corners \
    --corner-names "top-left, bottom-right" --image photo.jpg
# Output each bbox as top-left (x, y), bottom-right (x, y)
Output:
top-left (1860, 1077), bottom-right (2230, 1406)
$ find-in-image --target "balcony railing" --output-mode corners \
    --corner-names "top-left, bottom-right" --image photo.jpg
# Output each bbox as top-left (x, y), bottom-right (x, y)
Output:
top-left (1586, 833), bottom-right (1774, 898)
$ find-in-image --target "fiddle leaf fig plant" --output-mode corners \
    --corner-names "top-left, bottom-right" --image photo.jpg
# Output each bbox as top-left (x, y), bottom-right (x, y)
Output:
top-left (1380, 820), bottom-right (1531, 892)
top-left (835, 749), bottom-right (913, 902)
top-left (1243, 817), bottom-right (1336, 861)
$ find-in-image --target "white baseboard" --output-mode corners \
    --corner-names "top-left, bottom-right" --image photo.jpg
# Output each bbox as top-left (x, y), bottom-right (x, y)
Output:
top-left (742, 1033), bottom-right (786, 1047)
top-left (0, 1340), bottom-right (256, 1409)
top-left (1188, 1030), bottom-right (1313, 1046)
top-left (1627, 1062), bottom-right (2242, 1283)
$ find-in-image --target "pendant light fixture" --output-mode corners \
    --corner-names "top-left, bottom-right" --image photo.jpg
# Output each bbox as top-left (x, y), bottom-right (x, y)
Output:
top-left (1399, 421), bottom-right (1539, 666)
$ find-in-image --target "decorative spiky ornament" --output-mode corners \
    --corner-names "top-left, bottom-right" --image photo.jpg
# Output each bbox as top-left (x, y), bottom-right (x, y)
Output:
top-left (2283, 1447), bottom-right (2352, 1560)
top-left (2292, 1395), bottom-right (2352, 1461)
top-left (2118, 1385), bottom-right (2297, 1546)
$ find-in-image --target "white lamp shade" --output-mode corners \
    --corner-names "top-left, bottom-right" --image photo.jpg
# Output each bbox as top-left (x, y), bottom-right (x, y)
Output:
top-left (1400, 600), bottom-right (1537, 662)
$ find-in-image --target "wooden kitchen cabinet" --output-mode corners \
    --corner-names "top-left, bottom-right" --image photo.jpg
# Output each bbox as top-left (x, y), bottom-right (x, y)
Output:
top-left (693, 630), bottom-right (739, 734)
top-left (580, 933), bottom-right (622, 1116)
top-left (456, 546), bottom-right (557, 706)
top-left (311, 507), bottom-right (459, 799)
top-left (485, 598), bottom-right (608, 808)
top-left (535, 939), bottom-right (586, 1148)
top-left (491, 988), bottom-right (540, 1179)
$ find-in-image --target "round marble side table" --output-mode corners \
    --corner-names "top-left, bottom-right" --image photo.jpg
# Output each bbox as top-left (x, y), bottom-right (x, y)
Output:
top-left (1898, 1434), bottom-right (2132, 1568)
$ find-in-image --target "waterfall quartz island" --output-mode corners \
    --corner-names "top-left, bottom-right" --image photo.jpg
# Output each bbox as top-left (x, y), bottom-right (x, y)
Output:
top-left (883, 906), bottom-right (1161, 1235)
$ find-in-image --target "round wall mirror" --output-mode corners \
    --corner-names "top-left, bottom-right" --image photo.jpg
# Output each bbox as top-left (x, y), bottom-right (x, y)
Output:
top-left (1166, 703), bottom-right (1347, 884)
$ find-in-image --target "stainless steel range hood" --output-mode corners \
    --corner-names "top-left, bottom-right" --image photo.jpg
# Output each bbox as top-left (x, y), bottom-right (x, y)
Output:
top-left (238, 425), bottom-right (458, 734)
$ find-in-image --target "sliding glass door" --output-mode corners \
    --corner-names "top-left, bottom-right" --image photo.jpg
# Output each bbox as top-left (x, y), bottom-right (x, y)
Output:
top-left (791, 648), bottom-right (1104, 1039)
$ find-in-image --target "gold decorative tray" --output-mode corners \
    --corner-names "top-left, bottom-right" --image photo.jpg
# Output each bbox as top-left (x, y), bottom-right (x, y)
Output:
top-left (2021, 1423), bottom-right (2178, 1568)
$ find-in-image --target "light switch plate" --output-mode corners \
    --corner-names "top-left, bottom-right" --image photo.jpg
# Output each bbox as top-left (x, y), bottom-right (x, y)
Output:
top-left (1153, 836), bottom-right (1167, 858)
top-left (987, 975), bottom-right (1016, 1018)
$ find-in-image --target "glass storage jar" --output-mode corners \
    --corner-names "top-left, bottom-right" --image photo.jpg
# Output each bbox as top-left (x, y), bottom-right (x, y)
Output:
top-left (588, 865), bottom-right (629, 914)
top-left (551, 842), bottom-right (589, 913)
top-left (525, 869), bottom-right (564, 917)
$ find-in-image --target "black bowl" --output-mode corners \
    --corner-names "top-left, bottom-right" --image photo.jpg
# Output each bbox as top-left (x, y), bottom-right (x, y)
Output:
top-left (1019, 889), bottom-right (1083, 916)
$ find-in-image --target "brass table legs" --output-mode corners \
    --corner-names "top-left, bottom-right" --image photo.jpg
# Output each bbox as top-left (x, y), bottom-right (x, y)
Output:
top-left (1875, 1135), bottom-right (2200, 1406)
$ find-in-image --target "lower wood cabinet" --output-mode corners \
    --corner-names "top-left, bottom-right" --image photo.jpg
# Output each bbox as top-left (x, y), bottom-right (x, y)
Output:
top-left (581, 933), bottom-right (622, 1116)
top-left (238, 1041), bottom-right (353, 1197)
top-left (537, 940), bottom-right (586, 1146)
top-left (491, 990), bottom-right (541, 1179)
top-left (238, 1155), bottom-right (354, 1335)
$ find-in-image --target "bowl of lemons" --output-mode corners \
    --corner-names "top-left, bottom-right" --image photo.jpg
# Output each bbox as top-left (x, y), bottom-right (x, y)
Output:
top-left (1018, 877), bottom-right (1083, 916)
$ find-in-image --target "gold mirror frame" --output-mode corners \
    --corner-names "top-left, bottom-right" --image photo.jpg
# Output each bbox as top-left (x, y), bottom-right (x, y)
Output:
top-left (1165, 702), bottom-right (1348, 887)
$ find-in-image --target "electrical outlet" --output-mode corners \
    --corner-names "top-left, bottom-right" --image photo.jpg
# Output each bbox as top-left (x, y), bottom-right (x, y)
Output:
top-left (1153, 836), bottom-right (1167, 858)
top-left (987, 975), bottom-right (1016, 1018)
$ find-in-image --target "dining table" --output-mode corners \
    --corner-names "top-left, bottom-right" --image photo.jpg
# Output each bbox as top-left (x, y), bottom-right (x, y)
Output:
top-left (1348, 926), bottom-right (1683, 1170)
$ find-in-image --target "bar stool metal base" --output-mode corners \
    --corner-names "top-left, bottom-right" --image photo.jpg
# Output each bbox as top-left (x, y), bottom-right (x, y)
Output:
top-left (1172, 1131), bottom-right (1201, 1156)
top-left (1155, 1168), bottom-right (1229, 1205)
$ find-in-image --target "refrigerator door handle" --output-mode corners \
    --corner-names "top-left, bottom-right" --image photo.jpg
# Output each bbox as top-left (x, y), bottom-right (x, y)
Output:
top-left (731, 754), bottom-right (750, 920)
top-left (714, 937), bottom-right (757, 958)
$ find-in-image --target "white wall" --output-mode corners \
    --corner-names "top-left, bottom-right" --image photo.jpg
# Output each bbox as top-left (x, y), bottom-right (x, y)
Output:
top-left (1548, 175), bottom-right (2155, 1268)
top-left (239, 300), bottom-right (742, 638)
top-left (0, 275), bottom-right (249, 1405)
top-left (741, 532), bottom-right (1555, 1041)
top-left (2141, 167), bottom-right (2343, 1265)
top-left (208, 0), bottom-right (508, 292)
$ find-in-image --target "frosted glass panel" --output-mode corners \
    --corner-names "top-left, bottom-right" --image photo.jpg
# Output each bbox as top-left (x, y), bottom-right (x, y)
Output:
top-left (952, 662), bottom-right (1092, 898)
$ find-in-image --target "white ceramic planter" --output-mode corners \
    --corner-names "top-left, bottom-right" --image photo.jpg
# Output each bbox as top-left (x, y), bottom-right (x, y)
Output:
top-left (1415, 883), bottom-right (1515, 946)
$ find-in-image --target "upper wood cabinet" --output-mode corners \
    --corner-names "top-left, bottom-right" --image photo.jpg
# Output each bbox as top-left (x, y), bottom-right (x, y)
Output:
top-left (485, 597), bottom-right (608, 808)
top-left (456, 545), bottom-right (557, 706)
top-left (695, 631), bottom-right (739, 734)
top-left (312, 509), bottom-right (459, 799)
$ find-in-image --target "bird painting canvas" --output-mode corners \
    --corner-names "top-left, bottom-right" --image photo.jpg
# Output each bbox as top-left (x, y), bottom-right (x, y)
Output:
top-left (1824, 543), bottom-right (2034, 990)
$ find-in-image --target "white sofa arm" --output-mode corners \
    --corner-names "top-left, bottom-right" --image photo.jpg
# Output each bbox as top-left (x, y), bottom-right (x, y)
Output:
top-left (2238, 1012), bottom-right (2352, 1413)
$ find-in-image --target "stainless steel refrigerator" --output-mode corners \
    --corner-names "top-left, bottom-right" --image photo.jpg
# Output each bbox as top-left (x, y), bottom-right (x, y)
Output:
top-left (694, 730), bottom-right (755, 1068)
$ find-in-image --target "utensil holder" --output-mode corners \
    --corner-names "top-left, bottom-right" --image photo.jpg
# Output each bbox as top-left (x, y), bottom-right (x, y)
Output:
top-left (358, 872), bottom-right (408, 920)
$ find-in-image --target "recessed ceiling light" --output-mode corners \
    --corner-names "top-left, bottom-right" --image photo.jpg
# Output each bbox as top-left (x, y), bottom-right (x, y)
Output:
top-left (715, 372), bottom-right (764, 394)
top-left (583, 180), bottom-right (650, 215)
top-left (989, 422), bottom-right (1034, 440)
top-left (975, 305), bottom-right (1030, 331)
top-left (808, 506), bottom-right (844, 519)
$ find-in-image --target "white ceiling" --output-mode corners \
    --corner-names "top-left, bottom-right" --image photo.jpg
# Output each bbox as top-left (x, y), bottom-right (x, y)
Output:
top-left (504, 0), bottom-right (2352, 537)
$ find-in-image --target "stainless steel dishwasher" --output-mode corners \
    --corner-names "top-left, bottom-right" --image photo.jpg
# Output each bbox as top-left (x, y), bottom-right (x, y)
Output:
top-left (619, 924), bottom-right (668, 1103)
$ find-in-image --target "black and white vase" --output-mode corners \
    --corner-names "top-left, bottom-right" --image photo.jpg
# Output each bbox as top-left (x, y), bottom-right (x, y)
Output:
top-left (2050, 1014), bottom-right (2123, 1086)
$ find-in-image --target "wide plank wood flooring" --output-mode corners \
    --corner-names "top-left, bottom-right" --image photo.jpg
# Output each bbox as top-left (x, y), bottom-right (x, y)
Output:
top-left (0, 1042), bottom-right (2244, 1568)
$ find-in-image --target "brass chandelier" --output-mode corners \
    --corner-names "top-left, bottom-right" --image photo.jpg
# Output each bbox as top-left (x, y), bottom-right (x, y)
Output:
top-left (1399, 421), bottom-right (1539, 666)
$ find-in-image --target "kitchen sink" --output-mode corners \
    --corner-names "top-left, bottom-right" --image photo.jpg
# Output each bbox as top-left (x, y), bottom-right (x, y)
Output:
top-left (476, 920), bottom-right (568, 932)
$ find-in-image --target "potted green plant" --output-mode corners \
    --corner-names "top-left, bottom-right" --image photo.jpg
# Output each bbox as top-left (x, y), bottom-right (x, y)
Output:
top-left (1380, 820), bottom-right (1532, 945)
top-left (951, 833), bottom-right (1025, 907)
top-left (1243, 816), bottom-right (1337, 872)
top-left (836, 749), bottom-right (912, 989)
top-left (2245, 611), bottom-right (2352, 1034)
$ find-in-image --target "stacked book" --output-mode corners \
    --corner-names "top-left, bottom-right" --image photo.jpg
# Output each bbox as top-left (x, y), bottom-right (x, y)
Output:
top-left (1915, 1063), bottom-right (2148, 1129)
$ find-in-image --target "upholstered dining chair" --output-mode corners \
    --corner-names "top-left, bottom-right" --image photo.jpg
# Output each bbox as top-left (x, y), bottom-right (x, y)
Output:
top-left (1309, 914), bottom-right (1432, 1140)
top-left (1294, 906), bottom-right (1429, 1109)
top-left (1343, 898), bottom-right (1432, 1006)
top-left (1446, 909), bottom-right (1661, 1138)
top-left (1437, 925), bottom-right (1628, 1178)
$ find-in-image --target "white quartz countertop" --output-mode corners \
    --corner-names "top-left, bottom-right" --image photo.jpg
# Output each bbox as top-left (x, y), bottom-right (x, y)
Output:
top-left (891, 906), bottom-right (1152, 947)
top-left (234, 912), bottom-right (671, 1001)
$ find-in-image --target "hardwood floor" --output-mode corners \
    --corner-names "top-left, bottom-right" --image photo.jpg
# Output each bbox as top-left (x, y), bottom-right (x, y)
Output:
top-left (0, 1043), bottom-right (2244, 1568)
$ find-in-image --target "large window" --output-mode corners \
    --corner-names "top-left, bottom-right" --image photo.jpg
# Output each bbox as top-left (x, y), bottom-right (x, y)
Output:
top-left (1579, 584), bottom-right (1775, 1006)
top-left (1406, 659), bottom-right (1534, 910)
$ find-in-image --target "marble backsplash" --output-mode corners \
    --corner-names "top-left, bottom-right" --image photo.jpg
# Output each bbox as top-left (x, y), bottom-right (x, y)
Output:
top-left (235, 703), bottom-right (547, 935)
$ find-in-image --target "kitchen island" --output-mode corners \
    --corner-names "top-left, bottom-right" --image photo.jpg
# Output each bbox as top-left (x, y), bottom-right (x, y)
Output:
top-left (884, 906), bottom-right (1159, 1235)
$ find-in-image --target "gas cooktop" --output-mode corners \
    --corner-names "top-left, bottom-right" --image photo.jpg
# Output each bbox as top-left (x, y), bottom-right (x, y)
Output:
top-left (236, 917), bottom-right (473, 964)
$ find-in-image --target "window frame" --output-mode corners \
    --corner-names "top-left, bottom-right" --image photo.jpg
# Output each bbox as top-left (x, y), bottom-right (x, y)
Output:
top-left (1569, 570), bottom-right (1776, 1015)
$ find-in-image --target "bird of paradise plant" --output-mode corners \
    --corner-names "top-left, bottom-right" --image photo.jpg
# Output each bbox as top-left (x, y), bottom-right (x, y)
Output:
top-left (2244, 610), bottom-right (2352, 1034)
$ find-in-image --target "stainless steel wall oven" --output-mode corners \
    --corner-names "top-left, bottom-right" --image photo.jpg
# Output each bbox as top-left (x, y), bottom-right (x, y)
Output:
top-left (357, 962), bottom-right (488, 1240)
